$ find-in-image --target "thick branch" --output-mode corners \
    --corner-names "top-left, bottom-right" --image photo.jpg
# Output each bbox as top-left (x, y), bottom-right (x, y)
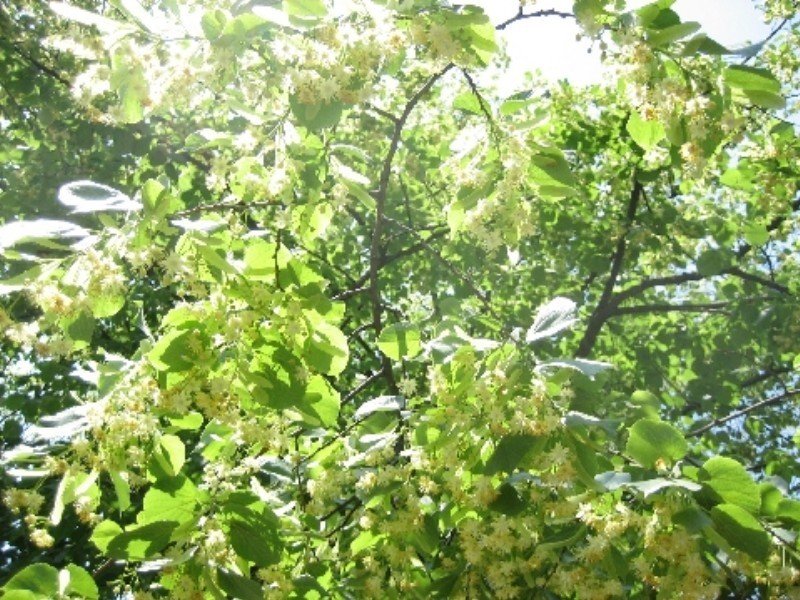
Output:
top-left (575, 179), bottom-right (642, 357)
top-left (726, 266), bottom-right (790, 295)
top-left (688, 389), bottom-right (800, 437)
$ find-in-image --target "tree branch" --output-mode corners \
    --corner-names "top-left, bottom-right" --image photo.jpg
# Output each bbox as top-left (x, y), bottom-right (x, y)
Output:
top-left (726, 266), bottom-right (790, 295)
top-left (1, 38), bottom-right (72, 87)
top-left (496, 7), bottom-right (574, 30)
top-left (740, 365), bottom-right (792, 389)
top-left (575, 179), bottom-right (642, 357)
top-left (734, 195), bottom-right (800, 258)
top-left (610, 301), bottom-right (731, 317)
top-left (369, 65), bottom-right (454, 392)
top-left (460, 68), bottom-right (496, 131)
top-left (688, 390), bottom-right (800, 437)
top-left (173, 199), bottom-right (284, 218)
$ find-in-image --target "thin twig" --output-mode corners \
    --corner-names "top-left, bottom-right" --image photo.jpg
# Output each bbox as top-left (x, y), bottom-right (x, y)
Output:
top-left (496, 7), bottom-right (574, 30)
top-left (688, 390), bottom-right (800, 437)
top-left (369, 65), bottom-right (455, 393)
top-left (173, 199), bottom-right (284, 218)
top-left (342, 371), bottom-right (383, 404)
top-left (610, 301), bottom-right (731, 317)
top-left (460, 68), bottom-right (496, 131)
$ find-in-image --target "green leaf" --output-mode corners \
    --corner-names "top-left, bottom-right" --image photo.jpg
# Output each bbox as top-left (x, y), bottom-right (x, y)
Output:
top-left (107, 521), bottom-right (177, 560)
top-left (625, 418), bottom-right (688, 468)
top-left (483, 434), bottom-right (544, 475)
top-left (489, 483), bottom-right (526, 515)
top-left (2, 564), bottom-right (59, 598)
top-left (139, 476), bottom-right (199, 525)
top-left (64, 564), bottom-right (99, 599)
top-left (710, 503), bottom-right (771, 561)
top-left (537, 523), bottom-right (587, 552)
top-left (224, 504), bottom-right (282, 566)
top-left (681, 34), bottom-right (731, 56)
top-left (673, 506), bottom-right (713, 532)
top-left (742, 223), bottom-right (769, 247)
top-left (529, 149), bottom-right (577, 197)
top-left (91, 520), bottom-right (124, 554)
top-left (646, 21), bottom-right (700, 47)
top-left (720, 167), bottom-right (755, 191)
top-left (461, 18), bottom-right (497, 65)
top-left (635, 0), bottom-right (678, 28)
top-left (500, 91), bottom-right (533, 115)
top-left (298, 375), bottom-right (340, 427)
top-left (626, 112), bottom-right (666, 151)
top-left (153, 435), bottom-right (186, 477)
top-left (776, 498), bottom-right (800, 523)
top-left (201, 9), bottom-right (226, 40)
top-left (147, 328), bottom-right (203, 372)
top-left (289, 96), bottom-right (343, 130)
top-left (88, 293), bottom-right (125, 318)
top-left (377, 323), bottom-right (422, 361)
top-left (110, 50), bottom-right (148, 123)
top-left (282, 0), bottom-right (327, 18)
top-left (746, 90), bottom-right (785, 109)
top-left (303, 319), bottom-right (349, 376)
top-left (759, 482), bottom-right (784, 516)
top-left (723, 65), bottom-right (781, 94)
top-left (696, 248), bottom-right (730, 277)
top-left (217, 569), bottom-right (263, 600)
top-left (724, 65), bottom-right (785, 108)
top-left (168, 412), bottom-right (204, 431)
top-left (453, 92), bottom-right (483, 115)
top-left (110, 471), bottom-right (131, 511)
top-left (141, 178), bottom-right (167, 216)
top-left (699, 456), bottom-right (761, 514)
top-left (62, 311), bottom-right (94, 347)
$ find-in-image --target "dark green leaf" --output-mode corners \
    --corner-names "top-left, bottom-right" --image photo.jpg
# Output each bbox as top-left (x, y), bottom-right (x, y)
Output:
top-left (217, 569), bottom-right (263, 600)
top-left (483, 435), bottom-right (544, 475)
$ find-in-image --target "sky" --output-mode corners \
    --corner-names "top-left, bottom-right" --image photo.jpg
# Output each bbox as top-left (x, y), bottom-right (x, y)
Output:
top-left (469, 0), bottom-right (772, 90)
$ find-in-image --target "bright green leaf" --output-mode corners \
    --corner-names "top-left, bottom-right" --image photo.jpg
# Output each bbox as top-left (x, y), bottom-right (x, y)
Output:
top-left (377, 323), bottom-right (422, 361)
top-left (64, 564), bottom-right (99, 599)
top-left (139, 476), bottom-right (199, 525)
top-left (699, 456), bottom-right (761, 514)
top-left (626, 111), bottom-right (666, 151)
top-left (2, 564), bottom-right (59, 598)
top-left (625, 418), bottom-right (688, 468)
top-left (710, 503), bottom-right (771, 561)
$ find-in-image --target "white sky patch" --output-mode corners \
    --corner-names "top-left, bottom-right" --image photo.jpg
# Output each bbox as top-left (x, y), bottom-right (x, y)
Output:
top-left (469, 0), bottom-right (771, 93)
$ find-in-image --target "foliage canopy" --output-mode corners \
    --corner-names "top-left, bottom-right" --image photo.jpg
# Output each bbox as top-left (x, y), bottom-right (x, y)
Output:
top-left (1, 0), bottom-right (800, 597)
